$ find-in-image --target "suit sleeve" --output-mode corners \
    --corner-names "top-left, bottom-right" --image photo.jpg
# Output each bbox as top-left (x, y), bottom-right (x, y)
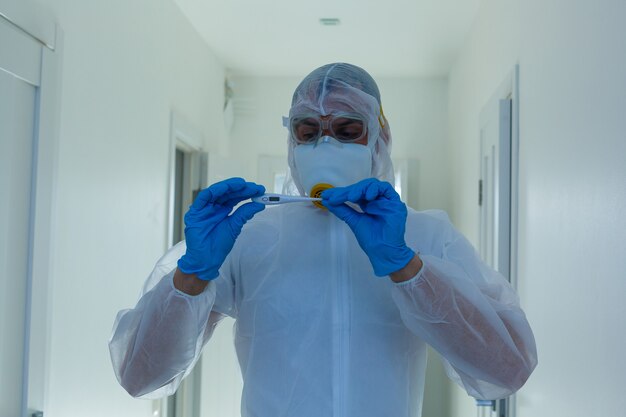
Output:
top-left (391, 211), bottom-right (537, 399)
top-left (108, 241), bottom-right (236, 398)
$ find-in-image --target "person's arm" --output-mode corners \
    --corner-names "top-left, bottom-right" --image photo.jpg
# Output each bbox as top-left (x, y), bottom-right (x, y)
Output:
top-left (387, 241), bottom-right (535, 395)
top-left (174, 268), bottom-right (209, 295)
top-left (109, 264), bottom-right (220, 398)
top-left (322, 179), bottom-right (536, 399)
top-left (390, 229), bottom-right (537, 400)
top-left (389, 254), bottom-right (423, 283)
top-left (109, 178), bottom-right (265, 398)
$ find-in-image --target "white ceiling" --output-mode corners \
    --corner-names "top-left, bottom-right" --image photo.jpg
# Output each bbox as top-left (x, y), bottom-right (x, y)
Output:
top-left (173, 0), bottom-right (482, 78)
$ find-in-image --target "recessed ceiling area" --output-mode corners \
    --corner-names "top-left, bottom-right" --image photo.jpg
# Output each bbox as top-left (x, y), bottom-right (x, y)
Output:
top-left (173, 0), bottom-right (482, 77)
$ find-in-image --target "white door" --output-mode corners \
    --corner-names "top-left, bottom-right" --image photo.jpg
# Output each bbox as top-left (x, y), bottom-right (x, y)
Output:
top-left (161, 114), bottom-right (208, 417)
top-left (0, 13), bottom-right (60, 417)
top-left (479, 98), bottom-right (512, 274)
top-left (477, 66), bottom-right (519, 417)
top-left (168, 149), bottom-right (206, 417)
top-left (478, 98), bottom-right (512, 417)
top-left (0, 57), bottom-right (37, 417)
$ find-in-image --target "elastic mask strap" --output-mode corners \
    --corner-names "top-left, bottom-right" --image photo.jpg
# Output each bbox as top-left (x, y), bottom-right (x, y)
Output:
top-left (378, 105), bottom-right (387, 129)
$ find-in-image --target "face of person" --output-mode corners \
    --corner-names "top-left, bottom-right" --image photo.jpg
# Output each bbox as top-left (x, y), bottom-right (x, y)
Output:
top-left (289, 84), bottom-right (379, 145)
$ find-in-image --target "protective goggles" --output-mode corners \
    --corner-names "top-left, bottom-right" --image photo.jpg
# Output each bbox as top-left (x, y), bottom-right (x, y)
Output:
top-left (289, 113), bottom-right (367, 144)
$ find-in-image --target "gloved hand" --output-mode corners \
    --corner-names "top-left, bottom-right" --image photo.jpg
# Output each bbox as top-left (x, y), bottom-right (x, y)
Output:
top-left (322, 178), bottom-right (415, 277)
top-left (177, 177), bottom-right (265, 280)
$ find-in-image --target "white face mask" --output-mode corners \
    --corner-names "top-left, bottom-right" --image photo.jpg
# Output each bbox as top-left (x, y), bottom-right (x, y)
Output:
top-left (294, 136), bottom-right (373, 198)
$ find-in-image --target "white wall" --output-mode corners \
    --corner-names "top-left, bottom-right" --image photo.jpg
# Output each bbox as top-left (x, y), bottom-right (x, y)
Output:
top-left (446, 0), bottom-right (626, 416)
top-left (35, 1), bottom-right (226, 416)
top-left (218, 76), bottom-right (300, 183)
top-left (376, 78), bottom-right (449, 211)
top-left (228, 75), bottom-right (449, 211)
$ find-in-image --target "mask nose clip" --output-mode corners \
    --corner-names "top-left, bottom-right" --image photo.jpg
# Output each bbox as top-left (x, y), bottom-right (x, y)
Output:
top-left (314, 135), bottom-right (343, 148)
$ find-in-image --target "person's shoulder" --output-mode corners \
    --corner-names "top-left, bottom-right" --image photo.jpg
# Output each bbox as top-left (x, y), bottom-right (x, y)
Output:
top-left (405, 208), bottom-right (456, 253)
top-left (407, 207), bottom-right (452, 227)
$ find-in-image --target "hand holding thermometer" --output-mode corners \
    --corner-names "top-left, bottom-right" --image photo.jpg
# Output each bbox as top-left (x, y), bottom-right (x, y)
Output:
top-left (252, 193), bottom-right (322, 205)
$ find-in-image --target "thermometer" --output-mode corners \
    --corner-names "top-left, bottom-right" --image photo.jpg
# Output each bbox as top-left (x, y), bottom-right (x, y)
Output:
top-left (252, 193), bottom-right (322, 205)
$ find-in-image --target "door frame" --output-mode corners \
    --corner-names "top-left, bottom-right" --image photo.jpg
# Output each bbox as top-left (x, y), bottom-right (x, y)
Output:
top-left (477, 64), bottom-right (520, 417)
top-left (160, 111), bottom-right (206, 417)
top-left (166, 111), bottom-right (205, 249)
top-left (0, 9), bottom-right (63, 417)
top-left (478, 64), bottom-right (520, 289)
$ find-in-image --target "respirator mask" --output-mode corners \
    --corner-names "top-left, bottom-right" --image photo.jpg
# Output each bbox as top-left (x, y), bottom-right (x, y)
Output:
top-left (290, 113), bottom-right (373, 204)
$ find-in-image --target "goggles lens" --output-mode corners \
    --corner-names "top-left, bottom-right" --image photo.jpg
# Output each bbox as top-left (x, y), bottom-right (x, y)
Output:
top-left (291, 114), bottom-right (366, 144)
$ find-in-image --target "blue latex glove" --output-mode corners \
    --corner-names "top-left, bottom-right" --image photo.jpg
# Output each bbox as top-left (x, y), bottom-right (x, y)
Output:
top-left (322, 178), bottom-right (415, 277)
top-left (177, 177), bottom-right (265, 280)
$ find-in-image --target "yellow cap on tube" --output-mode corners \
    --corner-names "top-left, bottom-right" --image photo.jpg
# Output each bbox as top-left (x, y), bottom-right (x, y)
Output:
top-left (309, 183), bottom-right (334, 209)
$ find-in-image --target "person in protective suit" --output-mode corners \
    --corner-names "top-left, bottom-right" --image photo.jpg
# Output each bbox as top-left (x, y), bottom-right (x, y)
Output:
top-left (109, 63), bottom-right (537, 417)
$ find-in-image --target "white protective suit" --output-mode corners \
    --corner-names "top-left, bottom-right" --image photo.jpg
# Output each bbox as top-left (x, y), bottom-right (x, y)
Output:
top-left (109, 63), bottom-right (537, 417)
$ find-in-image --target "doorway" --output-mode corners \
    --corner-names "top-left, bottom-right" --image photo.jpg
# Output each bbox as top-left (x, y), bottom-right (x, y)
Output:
top-left (0, 12), bottom-right (60, 417)
top-left (476, 65), bottom-right (520, 417)
top-left (160, 112), bottom-right (208, 417)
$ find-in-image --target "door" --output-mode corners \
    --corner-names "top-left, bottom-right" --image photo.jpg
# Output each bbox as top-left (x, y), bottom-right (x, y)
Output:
top-left (477, 66), bottom-right (519, 417)
top-left (0, 13), bottom-right (60, 417)
top-left (0, 54), bottom-right (38, 417)
top-left (479, 98), bottom-right (512, 274)
top-left (168, 148), bottom-right (206, 417)
top-left (160, 113), bottom-right (208, 417)
top-left (477, 98), bottom-right (512, 417)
